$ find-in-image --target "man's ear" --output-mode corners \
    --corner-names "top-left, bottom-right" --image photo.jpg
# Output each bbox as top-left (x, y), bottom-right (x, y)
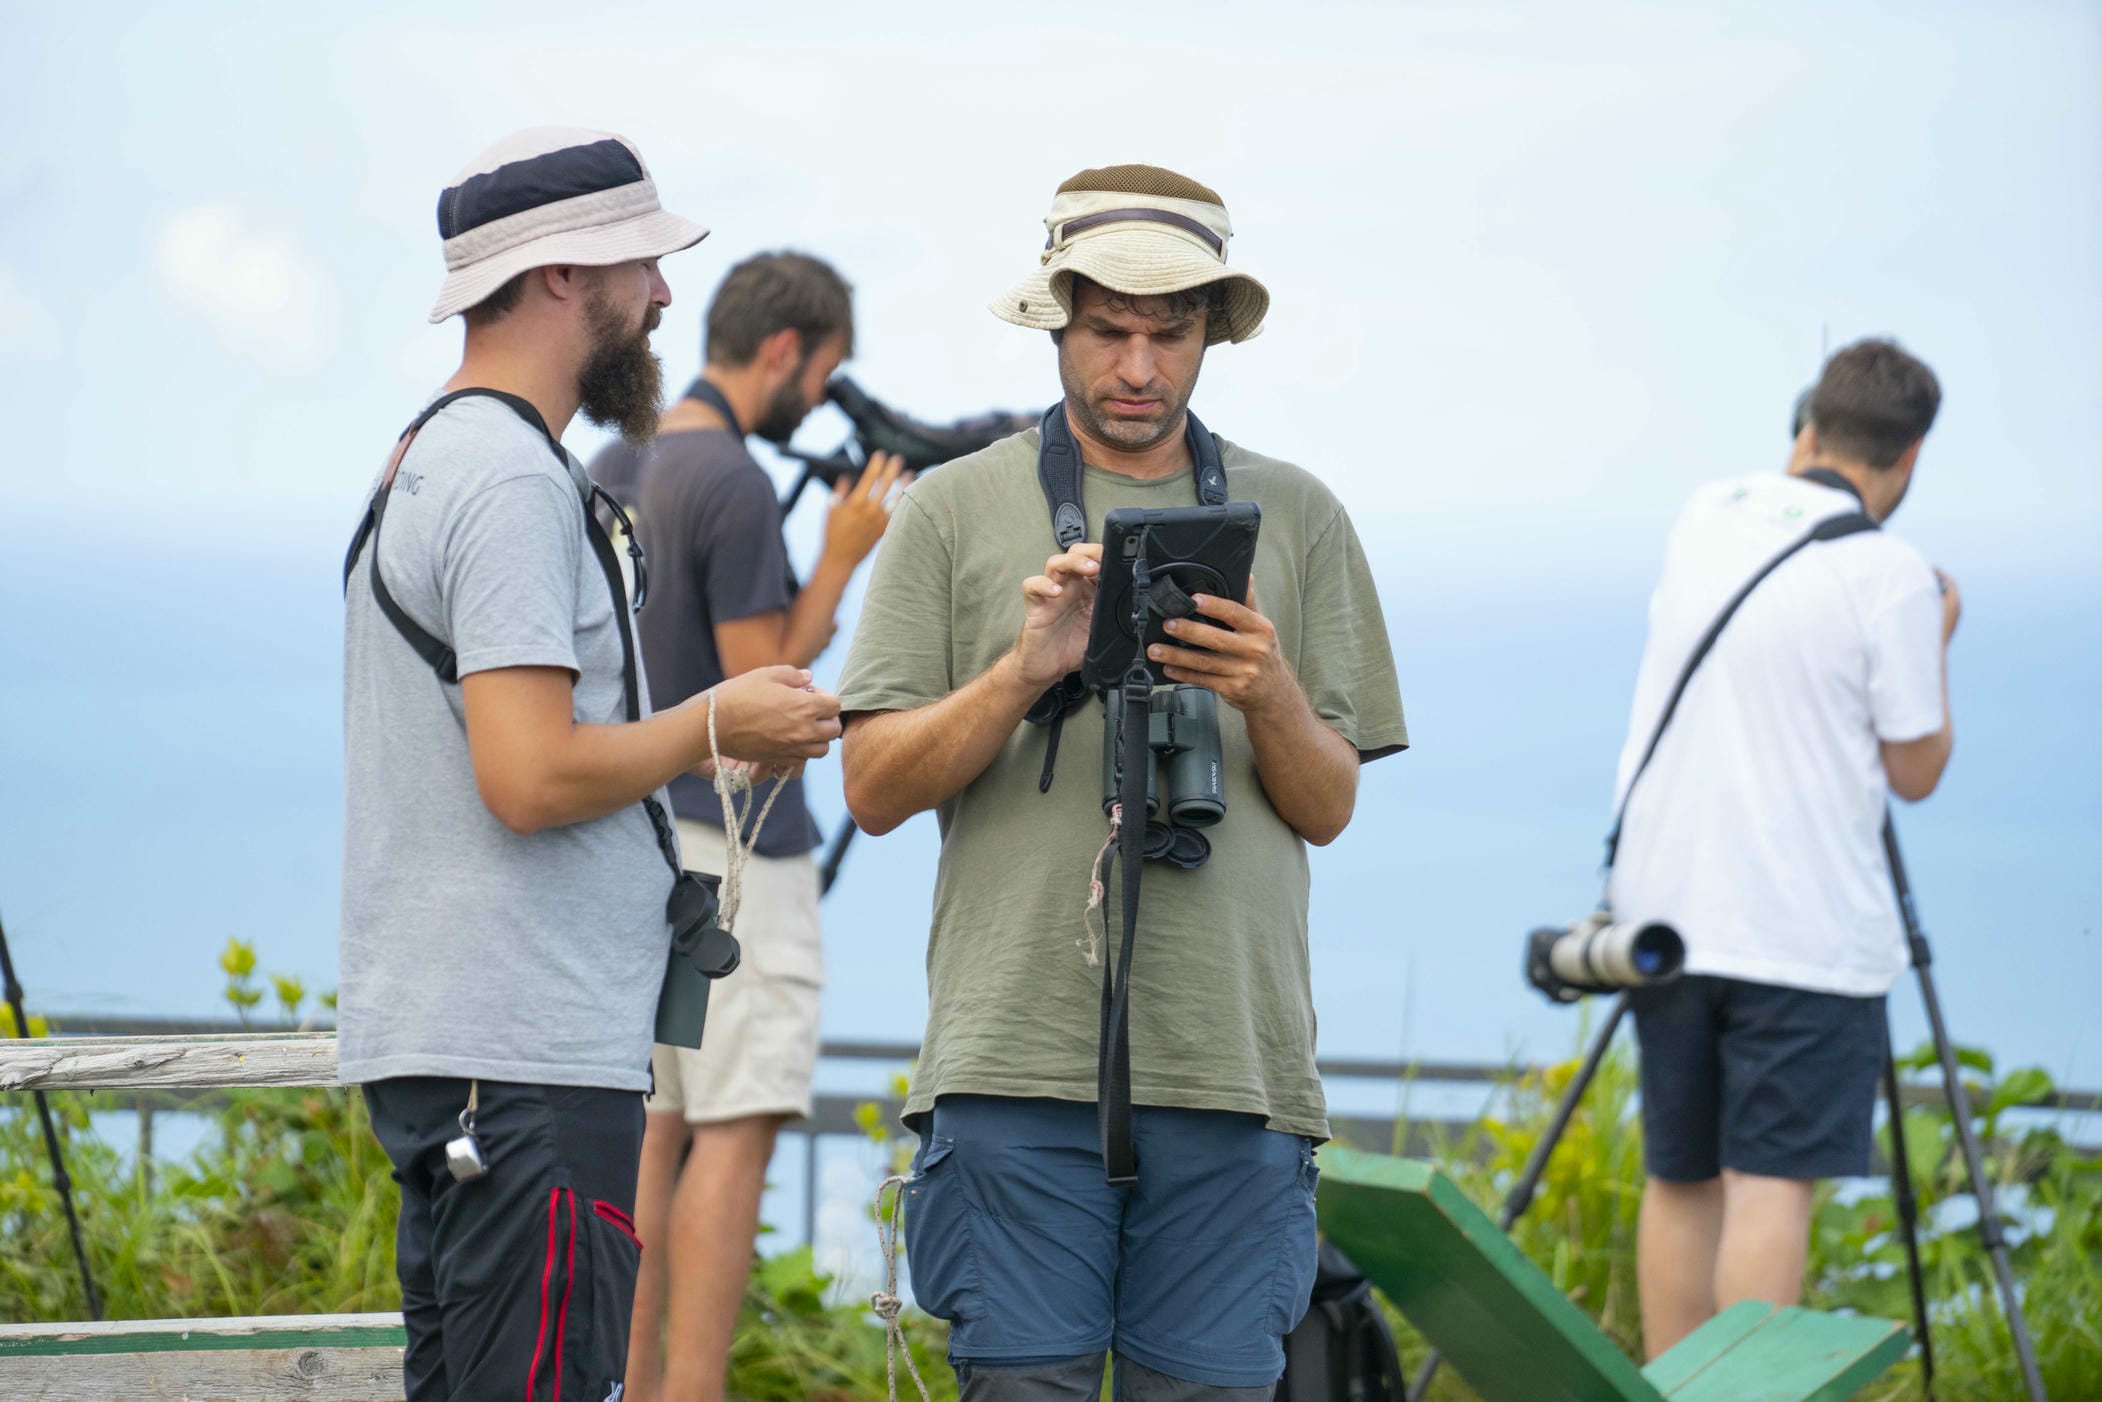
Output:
top-left (1890, 439), bottom-right (1923, 477)
top-left (758, 326), bottom-right (803, 375)
top-left (539, 264), bottom-right (588, 305)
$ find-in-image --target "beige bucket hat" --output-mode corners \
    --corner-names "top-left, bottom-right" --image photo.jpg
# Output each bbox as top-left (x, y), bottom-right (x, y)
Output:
top-left (991, 164), bottom-right (1268, 345)
top-left (428, 126), bottom-right (708, 323)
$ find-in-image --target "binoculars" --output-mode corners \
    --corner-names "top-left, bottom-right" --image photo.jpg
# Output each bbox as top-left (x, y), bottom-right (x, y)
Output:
top-left (1101, 685), bottom-right (1226, 830)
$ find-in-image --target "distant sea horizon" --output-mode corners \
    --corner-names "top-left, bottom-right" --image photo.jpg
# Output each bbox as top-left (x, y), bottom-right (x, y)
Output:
top-left (2, 521), bottom-right (2095, 1094)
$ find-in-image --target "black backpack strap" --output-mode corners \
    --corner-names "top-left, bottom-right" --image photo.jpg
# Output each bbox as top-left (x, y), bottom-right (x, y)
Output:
top-left (343, 389), bottom-right (555, 683)
top-left (1603, 499), bottom-right (1878, 870)
top-left (344, 388), bottom-right (686, 884)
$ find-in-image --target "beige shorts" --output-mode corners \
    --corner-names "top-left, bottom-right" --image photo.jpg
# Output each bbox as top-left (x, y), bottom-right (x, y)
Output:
top-left (646, 818), bottom-right (823, 1124)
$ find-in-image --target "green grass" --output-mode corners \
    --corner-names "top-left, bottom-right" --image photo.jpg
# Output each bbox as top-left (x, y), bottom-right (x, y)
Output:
top-left (3, 948), bottom-right (2096, 1399)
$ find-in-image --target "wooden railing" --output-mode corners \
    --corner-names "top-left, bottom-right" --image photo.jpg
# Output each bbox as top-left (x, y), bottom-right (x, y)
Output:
top-left (2, 1025), bottom-right (2094, 1399)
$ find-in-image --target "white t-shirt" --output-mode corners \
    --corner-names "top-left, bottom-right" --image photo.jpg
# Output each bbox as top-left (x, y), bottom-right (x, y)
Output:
top-left (1605, 472), bottom-right (1945, 996)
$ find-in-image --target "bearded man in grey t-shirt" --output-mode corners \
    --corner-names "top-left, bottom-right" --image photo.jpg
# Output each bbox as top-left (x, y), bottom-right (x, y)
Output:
top-left (339, 127), bottom-right (840, 1402)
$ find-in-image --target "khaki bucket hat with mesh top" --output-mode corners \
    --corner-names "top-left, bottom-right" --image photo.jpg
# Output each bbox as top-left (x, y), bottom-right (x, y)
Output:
top-left (991, 164), bottom-right (1268, 346)
top-left (427, 126), bottom-right (709, 323)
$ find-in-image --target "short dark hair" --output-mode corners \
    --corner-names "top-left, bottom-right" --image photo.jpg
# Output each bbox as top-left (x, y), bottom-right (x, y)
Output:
top-left (704, 252), bottom-right (854, 368)
top-left (1059, 275), bottom-right (1230, 336)
top-left (464, 270), bottom-right (530, 327)
top-left (1809, 338), bottom-right (1941, 469)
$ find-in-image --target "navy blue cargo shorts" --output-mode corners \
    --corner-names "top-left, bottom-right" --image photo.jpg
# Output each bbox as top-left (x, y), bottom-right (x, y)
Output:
top-left (901, 1094), bottom-right (1320, 1391)
top-left (1631, 974), bottom-right (1889, 1182)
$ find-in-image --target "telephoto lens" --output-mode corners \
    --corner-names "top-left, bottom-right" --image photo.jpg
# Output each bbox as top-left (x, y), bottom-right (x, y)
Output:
top-left (1153, 686), bottom-right (1225, 827)
top-left (1524, 911), bottom-right (1685, 1004)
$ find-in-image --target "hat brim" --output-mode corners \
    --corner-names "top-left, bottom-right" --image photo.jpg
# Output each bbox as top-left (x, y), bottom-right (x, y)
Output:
top-left (428, 208), bottom-right (709, 323)
top-left (991, 225), bottom-right (1268, 345)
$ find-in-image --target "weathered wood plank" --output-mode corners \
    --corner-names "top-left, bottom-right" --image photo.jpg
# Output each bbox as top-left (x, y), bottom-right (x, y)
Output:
top-left (0, 1034), bottom-right (340, 1092)
top-left (0, 1348), bottom-right (404, 1401)
top-left (0, 1313), bottom-right (406, 1401)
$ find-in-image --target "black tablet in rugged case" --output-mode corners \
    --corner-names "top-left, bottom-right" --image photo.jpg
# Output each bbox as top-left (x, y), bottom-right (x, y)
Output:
top-left (1082, 502), bottom-right (1262, 691)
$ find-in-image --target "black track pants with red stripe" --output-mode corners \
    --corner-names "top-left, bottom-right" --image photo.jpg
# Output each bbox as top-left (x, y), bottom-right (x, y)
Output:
top-left (366, 1077), bottom-right (646, 1402)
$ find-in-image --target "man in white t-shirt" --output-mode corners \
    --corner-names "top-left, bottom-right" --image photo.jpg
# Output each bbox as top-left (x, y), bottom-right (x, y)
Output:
top-left (1607, 338), bottom-right (1959, 1358)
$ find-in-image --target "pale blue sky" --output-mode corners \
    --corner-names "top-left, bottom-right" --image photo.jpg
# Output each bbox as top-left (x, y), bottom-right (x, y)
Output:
top-left (2, 2), bottom-right (2097, 1112)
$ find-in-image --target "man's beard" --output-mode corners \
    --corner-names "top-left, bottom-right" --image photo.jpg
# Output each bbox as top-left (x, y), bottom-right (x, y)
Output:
top-left (751, 355), bottom-right (818, 445)
top-left (577, 291), bottom-right (664, 444)
top-left (1057, 354), bottom-right (1197, 455)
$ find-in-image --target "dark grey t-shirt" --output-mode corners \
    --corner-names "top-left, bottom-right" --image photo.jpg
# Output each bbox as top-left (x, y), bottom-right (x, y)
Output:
top-left (607, 428), bottom-right (821, 858)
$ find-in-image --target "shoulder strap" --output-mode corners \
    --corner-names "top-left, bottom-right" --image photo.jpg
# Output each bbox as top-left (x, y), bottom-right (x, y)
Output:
top-left (1026, 404), bottom-right (1230, 749)
top-left (1603, 499), bottom-right (1878, 869)
top-left (1033, 401), bottom-right (1229, 550)
top-left (343, 389), bottom-right (563, 682)
top-left (683, 376), bottom-right (745, 439)
top-left (344, 388), bottom-right (690, 881)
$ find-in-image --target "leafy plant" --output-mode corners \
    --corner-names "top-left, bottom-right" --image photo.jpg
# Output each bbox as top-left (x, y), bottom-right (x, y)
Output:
top-left (3, 952), bottom-right (2095, 1400)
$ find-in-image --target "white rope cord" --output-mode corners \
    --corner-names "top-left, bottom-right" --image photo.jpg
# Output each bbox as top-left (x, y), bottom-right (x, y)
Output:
top-left (705, 689), bottom-right (787, 932)
top-left (1078, 802), bottom-right (1123, 968)
top-left (872, 1173), bottom-right (932, 1402)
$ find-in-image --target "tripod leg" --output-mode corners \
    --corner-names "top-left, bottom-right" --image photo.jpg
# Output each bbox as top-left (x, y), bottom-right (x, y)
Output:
top-left (1884, 1039), bottom-right (1934, 1397)
top-left (1915, 959), bottom-right (2048, 1402)
top-left (1883, 816), bottom-right (2048, 1400)
top-left (817, 817), bottom-right (858, 897)
top-left (1406, 995), bottom-right (1630, 1402)
top-left (1, 915), bottom-right (102, 1320)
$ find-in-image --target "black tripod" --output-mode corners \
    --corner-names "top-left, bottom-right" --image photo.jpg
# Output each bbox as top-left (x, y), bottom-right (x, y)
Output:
top-left (0, 910), bottom-right (101, 1320)
top-left (1406, 815), bottom-right (2047, 1402)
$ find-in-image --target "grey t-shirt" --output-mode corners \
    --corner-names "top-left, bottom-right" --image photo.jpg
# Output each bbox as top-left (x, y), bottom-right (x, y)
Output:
top-left (339, 396), bottom-right (675, 1092)
top-left (614, 428), bottom-right (821, 857)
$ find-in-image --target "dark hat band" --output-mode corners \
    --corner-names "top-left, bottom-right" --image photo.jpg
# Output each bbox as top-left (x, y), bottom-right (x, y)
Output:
top-left (438, 138), bottom-right (647, 240)
top-left (1048, 207), bottom-right (1225, 257)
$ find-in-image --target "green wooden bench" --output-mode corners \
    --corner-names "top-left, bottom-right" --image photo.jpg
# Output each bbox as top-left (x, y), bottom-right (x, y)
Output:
top-left (0, 1313), bottom-right (408, 1401)
top-left (1316, 1148), bottom-right (1910, 1402)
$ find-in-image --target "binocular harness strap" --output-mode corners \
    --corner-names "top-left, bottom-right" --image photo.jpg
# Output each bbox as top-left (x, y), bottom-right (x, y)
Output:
top-left (1028, 402), bottom-right (1230, 793)
top-left (344, 387), bottom-right (686, 885)
top-left (1099, 560), bottom-right (1158, 1186)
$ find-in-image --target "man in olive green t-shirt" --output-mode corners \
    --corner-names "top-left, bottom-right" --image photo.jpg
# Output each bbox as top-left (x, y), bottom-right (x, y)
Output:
top-left (837, 164), bottom-right (1406, 1400)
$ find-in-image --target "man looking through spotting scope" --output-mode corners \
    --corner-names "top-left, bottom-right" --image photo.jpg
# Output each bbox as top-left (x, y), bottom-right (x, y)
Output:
top-left (1608, 339), bottom-right (1957, 1358)
top-left (587, 252), bottom-right (906, 1402)
top-left (337, 127), bottom-right (842, 1402)
top-left (837, 165), bottom-right (1407, 1399)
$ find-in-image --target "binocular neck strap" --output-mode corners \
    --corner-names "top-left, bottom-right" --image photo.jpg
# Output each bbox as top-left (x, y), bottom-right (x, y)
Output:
top-left (1099, 656), bottom-right (1153, 1186)
top-left (684, 377), bottom-right (746, 439)
top-left (1027, 404), bottom-right (1232, 796)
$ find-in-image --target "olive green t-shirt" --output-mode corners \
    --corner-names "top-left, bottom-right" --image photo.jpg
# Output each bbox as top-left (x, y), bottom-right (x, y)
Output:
top-left (837, 427), bottom-right (1407, 1138)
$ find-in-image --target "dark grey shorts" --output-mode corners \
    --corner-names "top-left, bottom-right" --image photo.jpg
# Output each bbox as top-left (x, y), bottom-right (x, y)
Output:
top-left (1630, 974), bottom-right (1888, 1182)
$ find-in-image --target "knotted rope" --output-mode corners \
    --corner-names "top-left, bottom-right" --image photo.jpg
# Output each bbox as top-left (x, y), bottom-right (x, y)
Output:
top-left (1077, 802), bottom-right (1124, 968)
top-left (705, 690), bottom-right (786, 932)
top-left (872, 1173), bottom-right (932, 1402)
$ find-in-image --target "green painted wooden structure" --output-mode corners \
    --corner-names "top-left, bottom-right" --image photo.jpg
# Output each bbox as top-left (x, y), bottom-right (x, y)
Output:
top-left (1316, 1147), bottom-right (1911, 1402)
